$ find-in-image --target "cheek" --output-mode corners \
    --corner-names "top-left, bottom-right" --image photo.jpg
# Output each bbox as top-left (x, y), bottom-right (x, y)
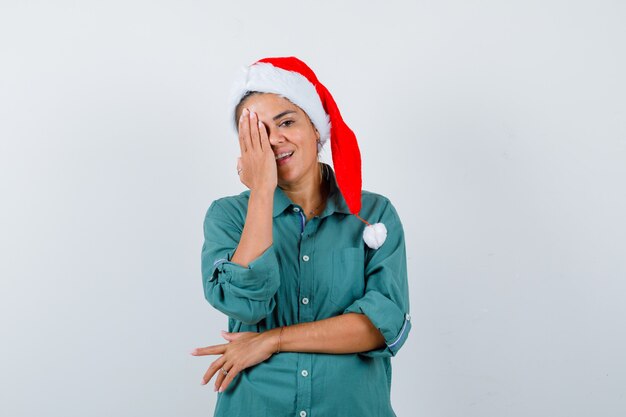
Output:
top-left (298, 137), bottom-right (318, 154)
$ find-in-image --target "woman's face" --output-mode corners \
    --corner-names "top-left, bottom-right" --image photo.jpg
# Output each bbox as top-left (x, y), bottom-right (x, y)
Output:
top-left (236, 93), bottom-right (320, 188)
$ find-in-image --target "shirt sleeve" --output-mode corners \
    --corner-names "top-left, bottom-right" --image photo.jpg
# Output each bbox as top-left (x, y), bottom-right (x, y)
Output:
top-left (342, 198), bottom-right (412, 358)
top-left (201, 199), bottom-right (281, 325)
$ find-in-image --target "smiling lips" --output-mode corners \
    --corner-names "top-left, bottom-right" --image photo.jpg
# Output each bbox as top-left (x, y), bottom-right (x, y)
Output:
top-left (275, 151), bottom-right (294, 165)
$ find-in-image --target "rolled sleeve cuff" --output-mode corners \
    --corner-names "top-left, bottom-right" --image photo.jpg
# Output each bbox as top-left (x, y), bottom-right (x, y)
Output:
top-left (343, 291), bottom-right (412, 358)
top-left (209, 245), bottom-right (280, 301)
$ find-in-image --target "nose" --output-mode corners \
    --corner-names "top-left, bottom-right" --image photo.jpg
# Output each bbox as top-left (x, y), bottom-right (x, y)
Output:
top-left (267, 127), bottom-right (284, 146)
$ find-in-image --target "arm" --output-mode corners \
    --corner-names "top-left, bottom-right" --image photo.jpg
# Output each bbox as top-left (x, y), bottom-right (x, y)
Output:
top-left (195, 313), bottom-right (385, 392)
top-left (259, 312), bottom-right (386, 354)
top-left (341, 198), bottom-right (412, 358)
top-left (231, 108), bottom-right (276, 267)
top-left (230, 187), bottom-right (273, 267)
top-left (201, 110), bottom-right (279, 324)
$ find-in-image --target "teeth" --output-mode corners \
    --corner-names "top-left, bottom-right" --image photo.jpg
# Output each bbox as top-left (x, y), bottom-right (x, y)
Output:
top-left (275, 152), bottom-right (293, 160)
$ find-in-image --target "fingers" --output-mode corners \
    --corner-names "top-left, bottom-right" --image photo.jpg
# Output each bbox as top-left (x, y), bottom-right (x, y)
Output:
top-left (202, 356), bottom-right (226, 386)
top-left (239, 108), bottom-right (267, 153)
top-left (213, 363), bottom-right (229, 391)
top-left (238, 108), bottom-right (250, 153)
top-left (190, 343), bottom-right (227, 356)
top-left (198, 356), bottom-right (238, 393)
top-left (258, 120), bottom-right (270, 151)
top-left (249, 111), bottom-right (261, 150)
top-left (218, 364), bottom-right (241, 393)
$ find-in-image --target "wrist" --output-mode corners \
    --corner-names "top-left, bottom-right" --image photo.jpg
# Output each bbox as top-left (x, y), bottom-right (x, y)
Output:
top-left (250, 186), bottom-right (275, 198)
top-left (262, 326), bottom-right (284, 355)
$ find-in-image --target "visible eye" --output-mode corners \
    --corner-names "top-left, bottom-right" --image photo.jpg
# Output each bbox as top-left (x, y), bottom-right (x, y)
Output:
top-left (279, 119), bottom-right (294, 128)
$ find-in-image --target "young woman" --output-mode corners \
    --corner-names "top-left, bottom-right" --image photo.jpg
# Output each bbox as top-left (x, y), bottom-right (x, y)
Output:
top-left (192, 57), bottom-right (412, 417)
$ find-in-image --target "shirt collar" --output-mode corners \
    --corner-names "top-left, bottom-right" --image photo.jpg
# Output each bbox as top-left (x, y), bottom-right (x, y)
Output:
top-left (272, 186), bottom-right (292, 218)
top-left (272, 163), bottom-right (353, 218)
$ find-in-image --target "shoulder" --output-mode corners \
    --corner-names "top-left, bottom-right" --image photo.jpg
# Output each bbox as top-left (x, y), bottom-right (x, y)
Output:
top-left (204, 190), bottom-right (251, 224)
top-left (360, 189), bottom-right (403, 226)
top-left (361, 189), bottom-right (391, 208)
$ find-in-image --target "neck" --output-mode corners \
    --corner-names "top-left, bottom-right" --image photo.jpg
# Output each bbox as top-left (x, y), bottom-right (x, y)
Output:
top-left (279, 162), bottom-right (328, 215)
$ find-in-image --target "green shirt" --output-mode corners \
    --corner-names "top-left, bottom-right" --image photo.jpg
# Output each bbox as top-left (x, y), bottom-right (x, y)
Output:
top-left (201, 164), bottom-right (411, 417)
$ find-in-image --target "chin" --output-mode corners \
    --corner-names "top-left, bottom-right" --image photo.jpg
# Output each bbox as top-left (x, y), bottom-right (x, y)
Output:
top-left (277, 174), bottom-right (296, 185)
top-left (277, 169), bottom-right (301, 185)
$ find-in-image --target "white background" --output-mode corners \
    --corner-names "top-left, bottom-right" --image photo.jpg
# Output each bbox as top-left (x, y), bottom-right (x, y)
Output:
top-left (1, 1), bottom-right (625, 416)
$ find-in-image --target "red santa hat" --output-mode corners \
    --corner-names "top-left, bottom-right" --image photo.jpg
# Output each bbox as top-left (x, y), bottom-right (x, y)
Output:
top-left (228, 56), bottom-right (387, 249)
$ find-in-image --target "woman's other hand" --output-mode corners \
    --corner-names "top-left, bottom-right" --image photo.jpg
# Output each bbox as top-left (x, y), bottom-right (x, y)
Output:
top-left (237, 108), bottom-right (277, 192)
top-left (190, 330), bottom-right (277, 393)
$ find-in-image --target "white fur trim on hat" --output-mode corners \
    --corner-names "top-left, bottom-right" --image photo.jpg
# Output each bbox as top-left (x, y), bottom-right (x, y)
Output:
top-left (228, 62), bottom-right (331, 149)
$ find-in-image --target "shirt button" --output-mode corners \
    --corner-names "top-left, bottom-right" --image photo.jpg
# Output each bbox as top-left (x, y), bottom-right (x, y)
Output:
top-left (293, 207), bottom-right (300, 212)
top-left (301, 370), bottom-right (308, 377)
top-left (302, 297), bottom-right (309, 305)
top-left (406, 313), bottom-right (411, 320)
top-left (300, 411), bottom-right (307, 417)
top-left (302, 255), bottom-right (310, 262)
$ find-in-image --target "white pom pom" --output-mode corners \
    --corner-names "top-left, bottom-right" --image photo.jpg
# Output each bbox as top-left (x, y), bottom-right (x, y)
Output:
top-left (363, 222), bottom-right (387, 249)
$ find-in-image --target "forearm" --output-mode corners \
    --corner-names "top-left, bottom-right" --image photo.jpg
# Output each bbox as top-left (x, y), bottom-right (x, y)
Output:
top-left (262, 313), bottom-right (386, 354)
top-left (231, 188), bottom-right (274, 267)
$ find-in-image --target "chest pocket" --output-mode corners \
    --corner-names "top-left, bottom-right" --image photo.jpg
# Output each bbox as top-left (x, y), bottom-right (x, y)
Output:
top-left (330, 247), bottom-right (366, 308)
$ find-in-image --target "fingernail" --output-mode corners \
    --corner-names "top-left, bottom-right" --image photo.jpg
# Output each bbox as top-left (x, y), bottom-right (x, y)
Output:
top-left (201, 379), bottom-right (205, 385)
top-left (219, 387), bottom-right (224, 393)
top-left (214, 386), bottom-right (218, 392)
top-left (250, 111), bottom-right (256, 119)
top-left (190, 349), bottom-right (196, 355)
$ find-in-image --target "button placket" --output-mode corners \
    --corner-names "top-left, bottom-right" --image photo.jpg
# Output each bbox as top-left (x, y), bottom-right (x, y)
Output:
top-left (295, 219), bottom-right (314, 416)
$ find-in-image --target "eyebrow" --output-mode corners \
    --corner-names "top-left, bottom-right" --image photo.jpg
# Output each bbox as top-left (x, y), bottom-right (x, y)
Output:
top-left (273, 110), bottom-right (297, 121)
